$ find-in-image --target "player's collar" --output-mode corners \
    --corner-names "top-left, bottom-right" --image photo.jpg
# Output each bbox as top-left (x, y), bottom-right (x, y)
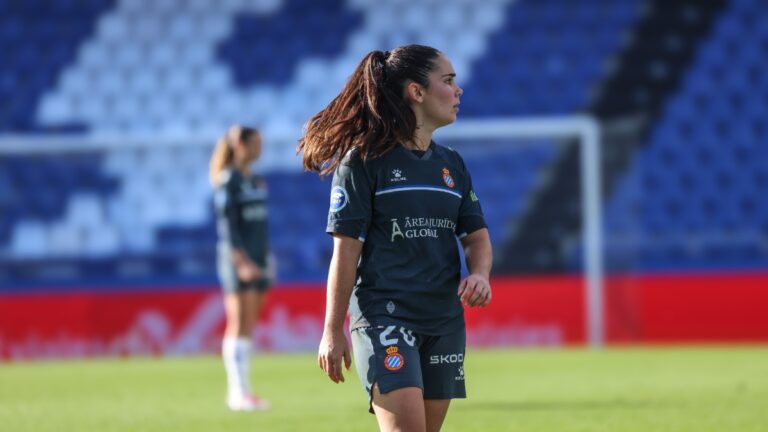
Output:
top-left (400, 141), bottom-right (435, 160)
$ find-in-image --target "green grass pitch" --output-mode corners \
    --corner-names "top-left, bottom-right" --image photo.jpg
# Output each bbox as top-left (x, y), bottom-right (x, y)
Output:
top-left (1, 346), bottom-right (766, 431)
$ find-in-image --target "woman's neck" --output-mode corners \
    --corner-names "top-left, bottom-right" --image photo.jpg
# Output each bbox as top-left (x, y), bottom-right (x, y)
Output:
top-left (233, 159), bottom-right (251, 176)
top-left (406, 124), bottom-right (434, 151)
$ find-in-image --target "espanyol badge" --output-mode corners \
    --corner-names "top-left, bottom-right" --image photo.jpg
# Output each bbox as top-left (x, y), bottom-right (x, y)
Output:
top-left (442, 168), bottom-right (455, 188)
top-left (384, 346), bottom-right (404, 371)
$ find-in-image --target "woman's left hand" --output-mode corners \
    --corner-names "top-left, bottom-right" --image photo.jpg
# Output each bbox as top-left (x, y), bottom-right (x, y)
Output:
top-left (458, 273), bottom-right (492, 307)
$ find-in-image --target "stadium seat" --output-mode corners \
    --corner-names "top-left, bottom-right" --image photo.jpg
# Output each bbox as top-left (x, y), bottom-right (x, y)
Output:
top-left (598, 0), bottom-right (768, 270)
top-left (3, 0), bottom-right (765, 284)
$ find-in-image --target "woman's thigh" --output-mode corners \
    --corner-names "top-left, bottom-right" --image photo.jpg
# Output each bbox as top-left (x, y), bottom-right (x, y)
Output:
top-left (371, 384), bottom-right (426, 432)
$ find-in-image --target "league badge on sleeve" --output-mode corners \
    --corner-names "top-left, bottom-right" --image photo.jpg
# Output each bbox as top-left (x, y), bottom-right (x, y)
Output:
top-left (330, 186), bottom-right (348, 212)
top-left (442, 168), bottom-right (455, 189)
top-left (384, 346), bottom-right (404, 371)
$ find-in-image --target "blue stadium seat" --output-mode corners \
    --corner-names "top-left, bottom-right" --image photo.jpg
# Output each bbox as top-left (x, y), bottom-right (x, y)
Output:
top-left (461, 0), bottom-right (642, 117)
top-left (0, 0), bottom-right (115, 132)
top-left (2, 0), bottom-right (765, 284)
top-left (596, 0), bottom-right (768, 271)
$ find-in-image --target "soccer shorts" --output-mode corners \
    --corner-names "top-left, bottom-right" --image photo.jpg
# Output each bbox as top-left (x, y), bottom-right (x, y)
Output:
top-left (351, 324), bottom-right (466, 413)
top-left (216, 245), bottom-right (271, 293)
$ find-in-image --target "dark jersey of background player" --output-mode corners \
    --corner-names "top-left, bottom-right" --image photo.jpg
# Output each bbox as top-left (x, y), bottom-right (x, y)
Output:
top-left (327, 142), bottom-right (486, 335)
top-left (215, 168), bottom-right (269, 269)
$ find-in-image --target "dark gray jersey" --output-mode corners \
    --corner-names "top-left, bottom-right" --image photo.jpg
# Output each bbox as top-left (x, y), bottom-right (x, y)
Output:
top-left (327, 142), bottom-right (486, 335)
top-left (214, 168), bottom-right (269, 266)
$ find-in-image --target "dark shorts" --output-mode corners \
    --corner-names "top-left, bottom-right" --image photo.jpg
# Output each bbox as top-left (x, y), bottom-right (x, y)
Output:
top-left (217, 245), bottom-right (271, 293)
top-left (351, 324), bottom-right (466, 413)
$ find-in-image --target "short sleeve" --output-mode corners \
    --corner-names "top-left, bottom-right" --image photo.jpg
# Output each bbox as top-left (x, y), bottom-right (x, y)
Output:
top-left (455, 153), bottom-right (487, 238)
top-left (326, 150), bottom-right (373, 241)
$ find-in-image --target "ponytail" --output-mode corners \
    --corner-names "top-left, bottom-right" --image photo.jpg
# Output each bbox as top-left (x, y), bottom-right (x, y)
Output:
top-left (298, 45), bottom-right (440, 176)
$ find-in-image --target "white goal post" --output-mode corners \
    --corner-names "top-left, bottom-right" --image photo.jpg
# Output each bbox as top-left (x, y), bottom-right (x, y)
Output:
top-left (436, 116), bottom-right (604, 348)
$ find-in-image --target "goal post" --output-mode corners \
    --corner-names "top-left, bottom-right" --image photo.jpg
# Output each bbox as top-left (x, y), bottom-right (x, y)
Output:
top-left (436, 116), bottom-right (604, 348)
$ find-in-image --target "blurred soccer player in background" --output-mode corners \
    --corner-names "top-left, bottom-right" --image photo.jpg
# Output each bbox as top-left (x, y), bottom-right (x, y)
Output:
top-left (209, 125), bottom-right (273, 412)
top-left (299, 45), bottom-right (493, 432)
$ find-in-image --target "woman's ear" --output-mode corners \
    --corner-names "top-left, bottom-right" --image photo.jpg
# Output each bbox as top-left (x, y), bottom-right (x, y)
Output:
top-left (405, 81), bottom-right (424, 104)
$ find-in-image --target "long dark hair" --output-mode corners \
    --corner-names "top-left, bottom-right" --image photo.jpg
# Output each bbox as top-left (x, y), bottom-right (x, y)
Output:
top-left (298, 44), bottom-right (441, 175)
top-left (209, 125), bottom-right (259, 186)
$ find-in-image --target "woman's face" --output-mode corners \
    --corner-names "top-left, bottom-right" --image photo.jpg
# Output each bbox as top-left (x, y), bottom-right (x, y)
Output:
top-left (236, 133), bottom-right (262, 163)
top-left (419, 54), bottom-right (463, 128)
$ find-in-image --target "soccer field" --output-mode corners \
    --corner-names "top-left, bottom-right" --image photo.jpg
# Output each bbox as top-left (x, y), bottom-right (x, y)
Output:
top-left (1, 346), bottom-right (766, 431)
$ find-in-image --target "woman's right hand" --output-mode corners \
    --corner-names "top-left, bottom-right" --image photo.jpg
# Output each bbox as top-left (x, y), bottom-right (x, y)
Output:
top-left (236, 261), bottom-right (261, 282)
top-left (232, 249), bottom-right (261, 282)
top-left (318, 327), bottom-right (352, 383)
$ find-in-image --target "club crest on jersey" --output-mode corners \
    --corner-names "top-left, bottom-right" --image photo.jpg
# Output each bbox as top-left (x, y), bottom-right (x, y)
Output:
top-left (384, 346), bottom-right (405, 371)
top-left (442, 168), bottom-right (455, 188)
top-left (330, 186), bottom-right (348, 212)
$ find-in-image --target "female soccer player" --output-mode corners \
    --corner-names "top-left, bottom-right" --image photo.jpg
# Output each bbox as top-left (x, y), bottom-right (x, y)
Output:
top-left (299, 45), bottom-right (493, 431)
top-left (209, 125), bottom-right (272, 412)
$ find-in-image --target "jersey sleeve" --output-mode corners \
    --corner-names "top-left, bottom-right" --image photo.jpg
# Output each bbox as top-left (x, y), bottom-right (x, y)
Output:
top-left (326, 150), bottom-right (373, 241)
top-left (215, 171), bottom-right (245, 249)
top-left (455, 152), bottom-right (487, 238)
